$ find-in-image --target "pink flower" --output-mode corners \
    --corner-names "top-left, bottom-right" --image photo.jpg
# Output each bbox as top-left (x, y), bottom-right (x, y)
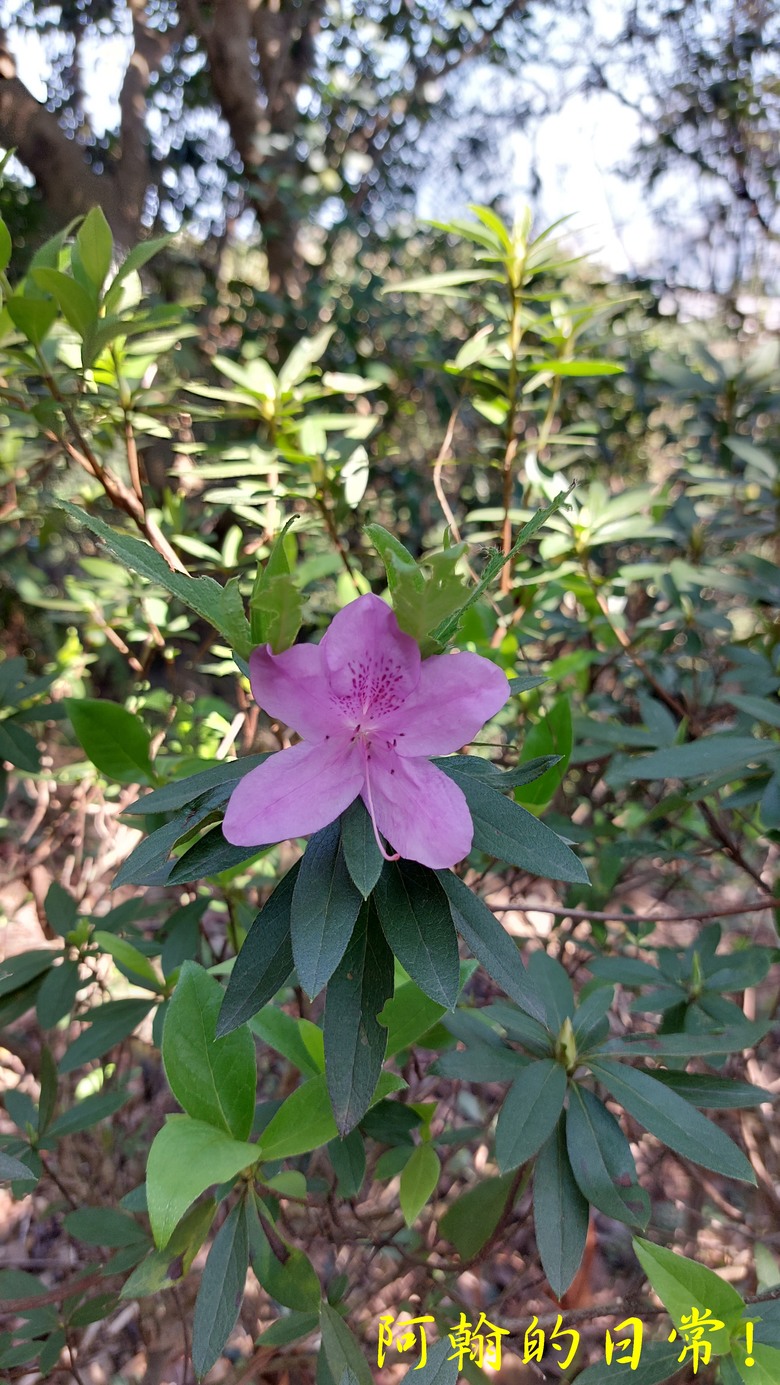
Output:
top-left (223, 593), bottom-right (510, 870)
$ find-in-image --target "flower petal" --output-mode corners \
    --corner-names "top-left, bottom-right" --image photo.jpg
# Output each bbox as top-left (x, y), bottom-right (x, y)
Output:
top-left (249, 643), bottom-right (339, 741)
top-left (223, 737), bottom-right (364, 847)
top-left (382, 651), bottom-right (510, 755)
top-left (321, 594), bottom-right (420, 722)
top-left (365, 745), bottom-right (473, 869)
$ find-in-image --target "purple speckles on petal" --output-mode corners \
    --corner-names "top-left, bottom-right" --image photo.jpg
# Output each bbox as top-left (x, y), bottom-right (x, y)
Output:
top-left (331, 654), bottom-right (410, 726)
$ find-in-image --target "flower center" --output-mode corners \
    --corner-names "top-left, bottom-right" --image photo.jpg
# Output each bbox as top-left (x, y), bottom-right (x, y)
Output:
top-left (330, 653), bottom-right (409, 729)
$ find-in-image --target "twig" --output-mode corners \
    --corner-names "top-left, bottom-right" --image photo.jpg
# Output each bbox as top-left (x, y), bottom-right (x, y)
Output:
top-left (490, 897), bottom-right (780, 925)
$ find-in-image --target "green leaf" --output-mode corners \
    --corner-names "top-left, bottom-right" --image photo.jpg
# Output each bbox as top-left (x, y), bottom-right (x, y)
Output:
top-left (92, 932), bottom-right (163, 992)
top-left (633, 1236), bottom-right (744, 1353)
top-left (340, 798), bottom-right (383, 899)
top-left (7, 295), bottom-right (58, 345)
top-left (649, 1072), bottom-right (772, 1108)
top-left (400, 1336), bottom-right (460, 1384)
top-left (106, 233), bottom-right (172, 297)
top-left (120, 1199), bottom-right (216, 1298)
top-left (400, 1143), bottom-right (440, 1225)
top-left (532, 359), bottom-right (623, 376)
top-left (533, 1117), bottom-right (590, 1297)
top-left (439, 1172), bottom-right (516, 1259)
top-left (436, 869), bottom-right (545, 1022)
top-left (249, 1010), bottom-right (323, 1077)
top-left (217, 863), bottom-right (297, 1036)
top-left (0, 950), bottom-right (54, 999)
top-left (248, 1208), bottom-right (321, 1311)
top-left (599, 1021), bottom-right (771, 1058)
top-left (146, 1116), bottom-right (257, 1247)
top-left (250, 572), bottom-right (303, 653)
top-left (255, 1312), bottom-right (320, 1347)
top-left (57, 503), bottom-right (252, 658)
top-left (380, 982), bottom-right (446, 1058)
top-left (0, 218), bottom-right (12, 273)
top-left (192, 1198), bottom-right (249, 1377)
top-left (528, 951), bottom-right (575, 1030)
top-left (36, 960), bottom-right (83, 1028)
top-left (0, 1152), bottom-right (36, 1182)
top-left (59, 998), bottom-right (155, 1073)
top-left (291, 822), bottom-right (363, 999)
top-left (327, 1131), bottom-right (366, 1197)
top-left (75, 207), bottom-right (113, 287)
top-left (608, 736), bottom-right (779, 785)
top-left (374, 862), bottom-right (460, 1008)
top-left (575, 1342), bottom-right (684, 1385)
top-left (442, 767), bottom-right (588, 883)
top-left (278, 326), bottom-right (334, 392)
top-left (48, 1088), bottom-right (129, 1138)
top-left (319, 1302), bottom-right (373, 1385)
top-left (323, 902), bottom-right (394, 1135)
top-left (430, 490), bottom-right (572, 647)
top-left (65, 698), bottom-right (153, 784)
top-left (64, 1207), bottom-right (147, 1248)
top-left (382, 268), bottom-right (501, 295)
top-left (43, 882), bottom-right (78, 938)
top-left (167, 827), bottom-right (263, 884)
top-left (0, 718), bottom-right (41, 772)
top-left (124, 755), bottom-right (268, 816)
top-left (515, 695), bottom-right (573, 808)
top-left (113, 811), bottom-right (190, 888)
top-left (259, 1073), bottom-right (403, 1163)
top-left (496, 1060), bottom-right (567, 1172)
top-left (734, 1342), bottom-right (780, 1385)
top-left (566, 1087), bottom-right (650, 1227)
top-left (591, 1061), bottom-right (756, 1183)
top-left (163, 962), bottom-right (256, 1139)
top-left (31, 267), bottom-right (96, 337)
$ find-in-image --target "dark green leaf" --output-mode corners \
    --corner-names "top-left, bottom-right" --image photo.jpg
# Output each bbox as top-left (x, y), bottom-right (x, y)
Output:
top-left (0, 718), bottom-right (41, 772)
top-left (327, 1131), bottom-right (366, 1197)
top-left (591, 1060), bottom-right (756, 1183)
top-left (292, 822), bottom-right (363, 998)
top-left (437, 869), bottom-right (545, 1021)
top-left (324, 902), bottom-right (394, 1135)
top-left (59, 999), bottom-right (155, 1073)
top-left (598, 1020), bottom-right (770, 1058)
top-left (64, 1207), bottom-right (147, 1247)
top-left (163, 962), bottom-right (256, 1139)
top-left (374, 862), bottom-right (460, 1008)
top-left (442, 768), bottom-right (589, 883)
top-left (528, 951), bottom-right (574, 1030)
top-left (48, 1088), bottom-right (129, 1138)
top-left (43, 882), bottom-right (78, 938)
top-left (36, 960), bottom-right (82, 1029)
top-left (566, 1086), bottom-right (650, 1227)
top-left (533, 1118), bottom-right (589, 1297)
top-left (217, 864), bottom-right (298, 1036)
top-left (124, 755), bottom-right (268, 816)
top-left (340, 798), bottom-right (383, 899)
top-left (0, 1152), bottom-right (36, 1182)
top-left (649, 1072), bottom-right (772, 1108)
top-left (192, 1199), bottom-right (250, 1378)
top-left (319, 1302), bottom-right (373, 1385)
top-left (400, 1335), bottom-right (460, 1384)
top-left (496, 1060), bottom-right (567, 1171)
top-left (575, 1342), bottom-right (684, 1385)
top-left (167, 827), bottom-right (264, 884)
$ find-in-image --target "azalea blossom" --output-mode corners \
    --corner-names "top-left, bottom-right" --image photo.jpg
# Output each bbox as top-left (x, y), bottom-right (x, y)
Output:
top-left (223, 593), bottom-right (510, 869)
